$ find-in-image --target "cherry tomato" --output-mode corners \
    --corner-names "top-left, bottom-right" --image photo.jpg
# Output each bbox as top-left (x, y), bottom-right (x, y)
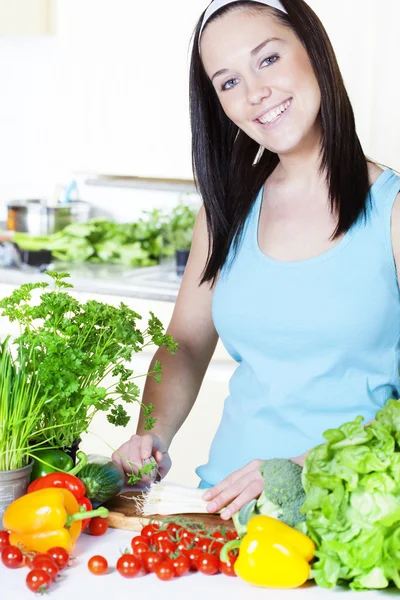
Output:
top-left (166, 523), bottom-right (181, 539)
top-left (131, 541), bottom-right (150, 558)
top-left (209, 541), bottom-right (224, 555)
top-left (30, 553), bottom-right (56, 568)
top-left (211, 529), bottom-right (226, 542)
top-left (31, 556), bottom-right (59, 582)
top-left (172, 553), bottom-right (190, 577)
top-left (151, 530), bottom-right (171, 545)
top-left (194, 552), bottom-right (219, 575)
top-left (195, 537), bottom-right (214, 553)
top-left (47, 547), bottom-right (70, 570)
top-left (225, 530), bottom-right (240, 541)
top-left (141, 551), bottom-right (163, 573)
top-left (176, 529), bottom-right (195, 548)
top-left (1, 545), bottom-right (24, 569)
top-left (187, 547), bottom-right (204, 571)
top-left (116, 554), bottom-right (143, 578)
top-left (219, 551), bottom-right (238, 577)
top-left (131, 535), bottom-right (150, 551)
top-left (193, 530), bottom-right (207, 544)
top-left (141, 523), bottom-right (159, 538)
top-left (154, 558), bottom-right (175, 581)
top-left (157, 539), bottom-right (176, 557)
top-left (88, 517), bottom-right (108, 536)
top-left (88, 555), bottom-right (108, 575)
top-left (26, 569), bottom-right (52, 593)
top-left (0, 531), bottom-right (10, 552)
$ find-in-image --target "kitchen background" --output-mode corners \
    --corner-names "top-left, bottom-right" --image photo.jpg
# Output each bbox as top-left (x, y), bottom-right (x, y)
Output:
top-left (0, 0), bottom-right (399, 486)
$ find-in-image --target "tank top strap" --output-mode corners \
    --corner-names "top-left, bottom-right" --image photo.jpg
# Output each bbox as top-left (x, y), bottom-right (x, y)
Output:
top-left (367, 168), bottom-right (400, 275)
top-left (369, 168), bottom-right (400, 219)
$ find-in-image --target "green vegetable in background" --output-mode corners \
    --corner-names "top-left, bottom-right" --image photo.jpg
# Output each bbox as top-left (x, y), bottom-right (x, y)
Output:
top-left (0, 271), bottom-right (178, 449)
top-left (13, 210), bottom-right (172, 267)
top-left (166, 203), bottom-right (198, 251)
top-left (233, 458), bottom-right (306, 537)
top-left (299, 399), bottom-right (400, 591)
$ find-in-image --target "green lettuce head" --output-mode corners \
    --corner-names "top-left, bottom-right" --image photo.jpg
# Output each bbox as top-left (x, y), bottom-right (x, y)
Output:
top-left (300, 399), bottom-right (400, 591)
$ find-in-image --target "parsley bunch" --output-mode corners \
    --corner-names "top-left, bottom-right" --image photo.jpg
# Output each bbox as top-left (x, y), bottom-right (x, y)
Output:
top-left (0, 271), bottom-right (177, 449)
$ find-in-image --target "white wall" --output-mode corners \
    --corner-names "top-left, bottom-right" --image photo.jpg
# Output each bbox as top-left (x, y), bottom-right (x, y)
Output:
top-left (0, 35), bottom-right (59, 212)
top-left (0, 0), bottom-right (399, 223)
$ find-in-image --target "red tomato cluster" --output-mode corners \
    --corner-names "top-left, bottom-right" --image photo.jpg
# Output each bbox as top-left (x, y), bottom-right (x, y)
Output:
top-left (108, 521), bottom-right (240, 581)
top-left (0, 516), bottom-right (110, 594)
top-left (0, 517), bottom-right (239, 591)
top-left (0, 533), bottom-right (70, 594)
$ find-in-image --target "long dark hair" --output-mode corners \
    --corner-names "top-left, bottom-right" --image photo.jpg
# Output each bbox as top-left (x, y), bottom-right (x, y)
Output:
top-left (189, 0), bottom-right (372, 285)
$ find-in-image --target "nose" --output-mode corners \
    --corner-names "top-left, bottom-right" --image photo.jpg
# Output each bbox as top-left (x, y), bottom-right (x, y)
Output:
top-left (246, 76), bottom-right (272, 106)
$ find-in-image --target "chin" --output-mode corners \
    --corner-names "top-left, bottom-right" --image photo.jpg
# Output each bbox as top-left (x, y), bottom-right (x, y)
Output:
top-left (262, 129), bottom-right (311, 157)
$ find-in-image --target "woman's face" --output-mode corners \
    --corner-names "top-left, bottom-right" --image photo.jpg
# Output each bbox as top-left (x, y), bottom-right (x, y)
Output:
top-left (200, 9), bottom-right (322, 156)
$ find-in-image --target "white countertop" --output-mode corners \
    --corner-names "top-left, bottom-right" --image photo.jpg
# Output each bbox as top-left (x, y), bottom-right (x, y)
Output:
top-left (2, 527), bottom-right (396, 599)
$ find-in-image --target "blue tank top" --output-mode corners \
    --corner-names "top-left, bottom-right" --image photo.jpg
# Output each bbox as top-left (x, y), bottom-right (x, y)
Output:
top-left (196, 168), bottom-right (400, 488)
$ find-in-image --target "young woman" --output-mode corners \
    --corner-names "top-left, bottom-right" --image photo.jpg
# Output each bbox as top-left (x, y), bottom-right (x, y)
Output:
top-left (113, 0), bottom-right (400, 521)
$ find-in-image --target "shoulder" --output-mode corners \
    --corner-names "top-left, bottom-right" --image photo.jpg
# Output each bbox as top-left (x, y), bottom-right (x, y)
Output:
top-left (367, 161), bottom-right (384, 187)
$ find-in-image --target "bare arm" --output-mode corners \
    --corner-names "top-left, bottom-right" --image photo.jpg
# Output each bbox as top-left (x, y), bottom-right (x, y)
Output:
top-left (113, 205), bottom-right (219, 476)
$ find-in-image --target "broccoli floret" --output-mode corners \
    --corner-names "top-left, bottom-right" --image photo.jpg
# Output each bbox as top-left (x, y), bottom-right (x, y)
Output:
top-left (232, 458), bottom-right (306, 537)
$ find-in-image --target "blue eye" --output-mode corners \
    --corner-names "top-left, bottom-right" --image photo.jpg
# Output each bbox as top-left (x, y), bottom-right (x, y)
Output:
top-left (220, 54), bottom-right (279, 92)
top-left (221, 78), bottom-right (239, 91)
top-left (261, 54), bottom-right (279, 67)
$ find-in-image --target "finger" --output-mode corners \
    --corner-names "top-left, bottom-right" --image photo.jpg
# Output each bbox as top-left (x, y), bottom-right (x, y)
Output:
top-left (205, 472), bottom-right (251, 513)
top-left (206, 469), bottom-right (263, 513)
top-left (154, 449), bottom-right (163, 463)
top-left (219, 478), bottom-right (264, 520)
top-left (202, 460), bottom-right (261, 501)
top-left (140, 434), bottom-right (157, 461)
top-left (112, 442), bottom-right (138, 474)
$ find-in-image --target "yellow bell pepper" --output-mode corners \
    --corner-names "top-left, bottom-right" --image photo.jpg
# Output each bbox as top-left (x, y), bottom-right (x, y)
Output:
top-left (220, 515), bottom-right (315, 588)
top-left (3, 488), bottom-right (108, 553)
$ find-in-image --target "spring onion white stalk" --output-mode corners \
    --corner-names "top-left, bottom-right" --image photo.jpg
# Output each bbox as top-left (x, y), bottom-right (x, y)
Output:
top-left (136, 481), bottom-right (216, 515)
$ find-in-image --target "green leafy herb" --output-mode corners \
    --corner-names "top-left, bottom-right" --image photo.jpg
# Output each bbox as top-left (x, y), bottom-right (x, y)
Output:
top-left (299, 399), bottom-right (400, 591)
top-left (0, 271), bottom-right (178, 448)
top-left (126, 459), bottom-right (158, 486)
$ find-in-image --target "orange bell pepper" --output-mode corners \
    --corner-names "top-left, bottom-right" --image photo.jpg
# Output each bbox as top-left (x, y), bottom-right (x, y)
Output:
top-left (3, 488), bottom-right (108, 553)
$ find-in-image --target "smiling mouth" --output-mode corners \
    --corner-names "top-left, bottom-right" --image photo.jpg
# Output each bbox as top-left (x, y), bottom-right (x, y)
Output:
top-left (256, 98), bottom-right (292, 125)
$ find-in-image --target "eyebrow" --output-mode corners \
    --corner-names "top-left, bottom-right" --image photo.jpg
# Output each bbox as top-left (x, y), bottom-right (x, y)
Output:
top-left (211, 37), bottom-right (283, 82)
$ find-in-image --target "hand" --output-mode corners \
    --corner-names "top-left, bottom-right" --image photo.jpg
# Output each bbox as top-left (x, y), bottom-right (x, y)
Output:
top-left (202, 459), bottom-right (264, 520)
top-left (112, 433), bottom-right (172, 485)
top-left (290, 451), bottom-right (309, 467)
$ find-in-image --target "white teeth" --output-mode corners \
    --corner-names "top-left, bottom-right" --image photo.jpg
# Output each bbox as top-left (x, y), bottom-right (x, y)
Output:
top-left (258, 99), bottom-right (291, 124)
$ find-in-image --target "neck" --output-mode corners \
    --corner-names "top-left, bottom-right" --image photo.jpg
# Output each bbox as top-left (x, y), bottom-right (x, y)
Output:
top-left (271, 129), bottom-right (326, 193)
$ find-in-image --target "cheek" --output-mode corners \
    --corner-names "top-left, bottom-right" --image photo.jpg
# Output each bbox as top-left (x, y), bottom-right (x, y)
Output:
top-left (291, 63), bottom-right (321, 111)
top-left (219, 93), bottom-right (246, 126)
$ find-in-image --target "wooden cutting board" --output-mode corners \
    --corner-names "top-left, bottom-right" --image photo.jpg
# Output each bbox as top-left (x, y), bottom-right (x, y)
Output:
top-left (104, 491), bottom-right (236, 532)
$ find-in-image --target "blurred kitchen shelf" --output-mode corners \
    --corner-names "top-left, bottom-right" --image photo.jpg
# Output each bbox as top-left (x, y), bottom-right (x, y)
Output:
top-left (0, 261), bottom-right (181, 302)
top-left (84, 174), bottom-right (197, 194)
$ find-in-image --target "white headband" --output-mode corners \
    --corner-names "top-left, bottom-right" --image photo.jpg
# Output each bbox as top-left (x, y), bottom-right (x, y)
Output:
top-left (199, 0), bottom-right (288, 38)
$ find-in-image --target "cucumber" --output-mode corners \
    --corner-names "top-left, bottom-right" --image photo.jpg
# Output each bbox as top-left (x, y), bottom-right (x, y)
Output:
top-left (78, 454), bottom-right (124, 503)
